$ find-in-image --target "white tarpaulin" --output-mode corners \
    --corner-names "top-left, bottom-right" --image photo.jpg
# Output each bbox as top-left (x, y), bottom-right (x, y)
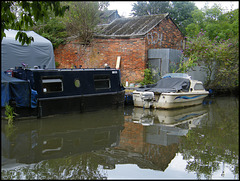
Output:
top-left (1, 29), bottom-right (55, 71)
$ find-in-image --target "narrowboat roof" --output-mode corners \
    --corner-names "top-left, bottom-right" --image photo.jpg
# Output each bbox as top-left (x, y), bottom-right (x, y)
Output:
top-left (20, 68), bottom-right (120, 72)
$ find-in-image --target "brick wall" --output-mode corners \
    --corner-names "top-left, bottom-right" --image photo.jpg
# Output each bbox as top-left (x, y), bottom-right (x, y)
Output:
top-left (146, 18), bottom-right (184, 50)
top-left (54, 17), bottom-right (184, 84)
top-left (54, 37), bottom-right (147, 83)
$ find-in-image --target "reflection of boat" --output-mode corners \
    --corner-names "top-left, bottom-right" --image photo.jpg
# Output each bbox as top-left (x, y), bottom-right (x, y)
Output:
top-left (132, 104), bottom-right (208, 127)
top-left (131, 104), bottom-right (208, 146)
top-left (1, 109), bottom-right (124, 167)
top-left (133, 73), bottom-right (209, 109)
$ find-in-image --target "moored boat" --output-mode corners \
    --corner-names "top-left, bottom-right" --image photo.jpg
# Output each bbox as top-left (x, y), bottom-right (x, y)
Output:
top-left (2, 67), bottom-right (125, 118)
top-left (133, 73), bottom-right (209, 109)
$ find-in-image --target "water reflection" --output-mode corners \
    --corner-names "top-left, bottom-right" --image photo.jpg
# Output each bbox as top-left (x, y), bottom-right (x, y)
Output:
top-left (1, 97), bottom-right (239, 179)
top-left (116, 104), bottom-right (208, 172)
top-left (178, 96), bottom-right (239, 179)
top-left (2, 108), bottom-right (124, 166)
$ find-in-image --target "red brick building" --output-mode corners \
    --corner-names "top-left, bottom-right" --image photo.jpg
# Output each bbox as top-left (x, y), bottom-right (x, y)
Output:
top-left (54, 13), bottom-right (185, 84)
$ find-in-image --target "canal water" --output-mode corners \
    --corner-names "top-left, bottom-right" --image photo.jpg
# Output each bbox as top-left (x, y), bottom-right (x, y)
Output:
top-left (1, 96), bottom-right (239, 180)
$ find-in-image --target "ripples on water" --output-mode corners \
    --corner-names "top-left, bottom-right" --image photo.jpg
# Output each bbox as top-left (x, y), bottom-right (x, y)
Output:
top-left (1, 96), bottom-right (239, 179)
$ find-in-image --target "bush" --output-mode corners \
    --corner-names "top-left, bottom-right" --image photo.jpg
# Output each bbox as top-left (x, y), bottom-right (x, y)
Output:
top-left (140, 68), bottom-right (155, 85)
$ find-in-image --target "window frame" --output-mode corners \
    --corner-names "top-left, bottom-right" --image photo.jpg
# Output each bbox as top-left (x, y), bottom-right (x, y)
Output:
top-left (41, 76), bottom-right (63, 93)
top-left (93, 74), bottom-right (111, 90)
top-left (194, 83), bottom-right (205, 90)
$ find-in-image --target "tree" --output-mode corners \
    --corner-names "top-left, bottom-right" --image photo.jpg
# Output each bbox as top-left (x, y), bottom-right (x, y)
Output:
top-left (30, 9), bottom-right (68, 49)
top-left (30, 2), bottom-right (109, 48)
top-left (169, 1), bottom-right (197, 35)
top-left (182, 31), bottom-right (239, 90)
top-left (185, 4), bottom-right (239, 40)
top-left (131, 1), bottom-right (170, 16)
top-left (63, 1), bottom-right (102, 45)
top-left (183, 6), bottom-right (239, 91)
top-left (32, 16), bottom-right (68, 49)
top-left (1, 1), bottom-right (69, 45)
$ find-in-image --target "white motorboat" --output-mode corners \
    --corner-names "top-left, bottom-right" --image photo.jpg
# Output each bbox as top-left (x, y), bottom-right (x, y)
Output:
top-left (133, 73), bottom-right (209, 109)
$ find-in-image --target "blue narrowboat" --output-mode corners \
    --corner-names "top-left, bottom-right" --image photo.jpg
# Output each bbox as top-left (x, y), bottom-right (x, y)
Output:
top-left (6, 67), bottom-right (125, 117)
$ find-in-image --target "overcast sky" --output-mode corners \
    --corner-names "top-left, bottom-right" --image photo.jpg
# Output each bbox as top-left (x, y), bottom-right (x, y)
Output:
top-left (108, 1), bottom-right (239, 17)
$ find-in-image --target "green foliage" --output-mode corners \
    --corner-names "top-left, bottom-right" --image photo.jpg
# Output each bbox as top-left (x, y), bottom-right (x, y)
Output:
top-left (131, 1), bottom-right (170, 16)
top-left (183, 6), bottom-right (239, 90)
top-left (140, 68), bottom-right (155, 85)
top-left (169, 1), bottom-right (197, 35)
top-left (186, 5), bottom-right (239, 40)
top-left (174, 56), bottom-right (198, 73)
top-left (1, 1), bottom-right (69, 45)
top-left (183, 31), bottom-right (239, 89)
top-left (31, 15), bottom-right (68, 49)
top-left (4, 104), bottom-right (17, 125)
top-left (31, 2), bottom-right (109, 47)
top-left (55, 61), bottom-right (60, 68)
top-left (63, 1), bottom-right (101, 45)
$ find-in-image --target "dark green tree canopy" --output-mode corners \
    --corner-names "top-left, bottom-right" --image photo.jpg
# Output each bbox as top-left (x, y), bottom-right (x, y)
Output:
top-left (169, 1), bottom-right (197, 35)
top-left (131, 1), bottom-right (170, 16)
top-left (1, 1), bottom-right (69, 45)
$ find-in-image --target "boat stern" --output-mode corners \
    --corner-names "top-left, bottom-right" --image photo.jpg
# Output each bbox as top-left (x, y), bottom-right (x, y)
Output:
top-left (133, 91), bottom-right (154, 108)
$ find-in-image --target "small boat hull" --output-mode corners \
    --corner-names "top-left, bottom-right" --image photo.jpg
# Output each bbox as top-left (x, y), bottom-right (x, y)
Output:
top-left (155, 92), bottom-right (209, 109)
top-left (133, 91), bottom-right (208, 109)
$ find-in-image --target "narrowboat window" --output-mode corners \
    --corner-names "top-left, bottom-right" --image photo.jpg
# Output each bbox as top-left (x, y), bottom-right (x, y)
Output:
top-left (42, 78), bottom-right (63, 93)
top-left (194, 83), bottom-right (204, 90)
top-left (74, 79), bottom-right (80, 88)
top-left (94, 75), bottom-right (111, 90)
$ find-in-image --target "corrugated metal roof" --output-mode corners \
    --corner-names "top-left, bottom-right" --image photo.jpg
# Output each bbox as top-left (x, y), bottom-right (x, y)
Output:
top-left (95, 13), bottom-right (169, 38)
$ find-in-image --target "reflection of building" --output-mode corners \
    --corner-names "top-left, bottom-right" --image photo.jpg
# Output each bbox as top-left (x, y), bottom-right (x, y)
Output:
top-left (114, 121), bottom-right (178, 171)
top-left (115, 105), bottom-right (208, 171)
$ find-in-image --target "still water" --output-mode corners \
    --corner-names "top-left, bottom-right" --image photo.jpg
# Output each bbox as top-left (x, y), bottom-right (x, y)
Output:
top-left (1, 96), bottom-right (239, 180)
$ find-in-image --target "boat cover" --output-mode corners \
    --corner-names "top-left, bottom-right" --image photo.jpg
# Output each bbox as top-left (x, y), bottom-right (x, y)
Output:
top-left (1, 29), bottom-right (55, 72)
top-left (1, 72), bottom-right (37, 108)
top-left (137, 77), bottom-right (190, 93)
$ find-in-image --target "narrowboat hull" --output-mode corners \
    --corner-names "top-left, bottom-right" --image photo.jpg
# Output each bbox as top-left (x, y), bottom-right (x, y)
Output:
top-left (37, 90), bottom-right (125, 117)
top-left (3, 68), bottom-right (125, 118)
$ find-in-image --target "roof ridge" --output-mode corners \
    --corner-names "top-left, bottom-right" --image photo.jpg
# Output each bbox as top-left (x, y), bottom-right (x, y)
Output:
top-left (95, 13), bottom-right (170, 37)
top-left (119, 13), bottom-right (169, 20)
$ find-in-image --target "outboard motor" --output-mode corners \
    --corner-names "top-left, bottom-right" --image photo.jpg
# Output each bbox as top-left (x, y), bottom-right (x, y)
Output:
top-left (141, 92), bottom-right (154, 101)
top-left (141, 92), bottom-right (154, 108)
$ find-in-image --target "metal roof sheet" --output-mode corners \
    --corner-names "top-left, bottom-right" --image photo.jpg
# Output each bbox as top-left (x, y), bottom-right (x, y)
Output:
top-left (95, 13), bottom-right (169, 38)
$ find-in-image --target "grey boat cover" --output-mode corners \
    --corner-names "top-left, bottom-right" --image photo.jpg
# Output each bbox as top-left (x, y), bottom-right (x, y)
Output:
top-left (1, 29), bottom-right (55, 72)
top-left (137, 77), bottom-right (190, 93)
